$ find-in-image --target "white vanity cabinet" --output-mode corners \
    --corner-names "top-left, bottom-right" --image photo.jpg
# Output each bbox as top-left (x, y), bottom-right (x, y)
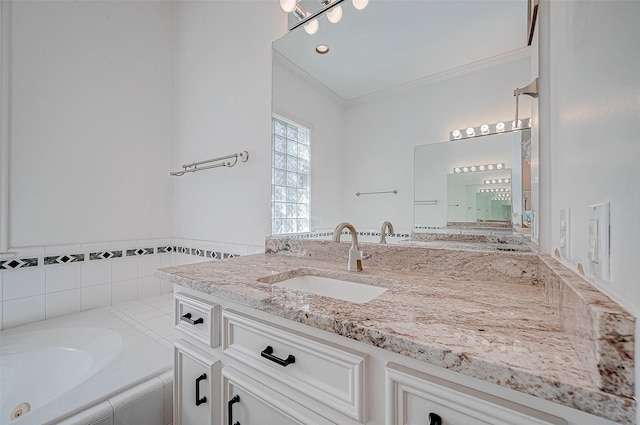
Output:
top-left (172, 288), bottom-right (621, 425)
top-left (174, 339), bottom-right (221, 425)
top-left (223, 366), bottom-right (334, 425)
top-left (385, 363), bottom-right (566, 425)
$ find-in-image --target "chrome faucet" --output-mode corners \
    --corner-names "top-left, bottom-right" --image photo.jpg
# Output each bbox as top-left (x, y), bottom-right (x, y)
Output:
top-left (379, 221), bottom-right (394, 244)
top-left (332, 222), bottom-right (366, 272)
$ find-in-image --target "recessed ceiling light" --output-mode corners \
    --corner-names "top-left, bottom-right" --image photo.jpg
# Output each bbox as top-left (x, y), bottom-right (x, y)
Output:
top-left (315, 44), bottom-right (330, 54)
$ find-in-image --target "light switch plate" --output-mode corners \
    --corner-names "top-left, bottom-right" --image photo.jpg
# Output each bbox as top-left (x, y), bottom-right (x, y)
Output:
top-left (559, 208), bottom-right (570, 259)
top-left (589, 202), bottom-right (610, 283)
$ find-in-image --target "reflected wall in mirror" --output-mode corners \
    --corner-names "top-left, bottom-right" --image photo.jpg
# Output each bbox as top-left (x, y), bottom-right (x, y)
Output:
top-left (414, 131), bottom-right (527, 231)
top-left (272, 0), bottom-right (535, 238)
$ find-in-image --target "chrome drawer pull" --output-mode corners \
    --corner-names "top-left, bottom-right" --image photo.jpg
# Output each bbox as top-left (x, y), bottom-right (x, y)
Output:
top-left (181, 312), bottom-right (204, 325)
top-left (195, 373), bottom-right (207, 406)
top-left (261, 345), bottom-right (296, 367)
top-left (429, 412), bottom-right (442, 425)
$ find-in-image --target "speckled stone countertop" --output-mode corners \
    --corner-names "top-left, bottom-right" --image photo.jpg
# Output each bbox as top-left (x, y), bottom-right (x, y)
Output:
top-left (157, 240), bottom-right (635, 424)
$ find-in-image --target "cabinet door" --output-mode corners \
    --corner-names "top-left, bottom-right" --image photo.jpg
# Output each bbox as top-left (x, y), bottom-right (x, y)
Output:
top-left (386, 363), bottom-right (566, 425)
top-left (223, 367), bottom-right (334, 425)
top-left (174, 339), bottom-right (221, 425)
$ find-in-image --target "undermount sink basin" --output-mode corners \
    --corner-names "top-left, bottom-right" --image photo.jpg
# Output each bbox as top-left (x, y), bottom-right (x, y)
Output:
top-left (272, 274), bottom-right (388, 304)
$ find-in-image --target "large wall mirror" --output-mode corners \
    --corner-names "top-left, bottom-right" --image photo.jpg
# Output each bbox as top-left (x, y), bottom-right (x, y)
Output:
top-left (272, 0), bottom-right (535, 240)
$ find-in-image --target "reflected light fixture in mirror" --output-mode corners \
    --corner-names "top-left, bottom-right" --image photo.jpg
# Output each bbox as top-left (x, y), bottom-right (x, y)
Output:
top-left (453, 163), bottom-right (505, 174)
top-left (450, 118), bottom-right (530, 141)
top-left (282, 0), bottom-right (368, 35)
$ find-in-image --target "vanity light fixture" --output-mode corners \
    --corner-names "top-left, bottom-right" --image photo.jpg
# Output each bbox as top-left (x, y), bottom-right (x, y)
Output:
top-left (453, 163), bottom-right (506, 174)
top-left (484, 179), bottom-right (511, 184)
top-left (353, 0), bottom-right (369, 10)
top-left (284, 0), bottom-right (368, 35)
top-left (450, 119), bottom-right (530, 141)
top-left (326, 4), bottom-right (343, 23)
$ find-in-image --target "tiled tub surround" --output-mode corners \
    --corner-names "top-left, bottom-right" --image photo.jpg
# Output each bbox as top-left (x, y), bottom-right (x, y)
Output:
top-left (156, 238), bottom-right (636, 425)
top-left (0, 238), bottom-right (247, 330)
top-left (0, 294), bottom-right (176, 425)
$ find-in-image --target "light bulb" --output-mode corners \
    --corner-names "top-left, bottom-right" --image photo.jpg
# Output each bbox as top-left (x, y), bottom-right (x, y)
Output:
top-left (496, 122), bottom-right (505, 132)
top-left (327, 5), bottom-right (343, 23)
top-left (498, 179), bottom-right (503, 183)
top-left (485, 180), bottom-right (490, 184)
top-left (452, 130), bottom-right (462, 139)
top-left (505, 178), bottom-right (510, 183)
top-left (480, 124), bottom-right (490, 134)
top-left (479, 165), bottom-right (485, 171)
top-left (491, 179), bottom-right (497, 184)
top-left (454, 167), bottom-right (461, 173)
top-left (470, 166), bottom-right (477, 172)
top-left (352, 0), bottom-right (369, 10)
top-left (280, 0), bottom-right (297, 13)
top-left (497, 163), bottom-right (504, 170)
top-left (462, 167), bottom-right (469, 173)
top-left (528, 118), bottom-right (532, 127)
top-left (304, 18), bottom-right (319, 34)
top-left (487, 164), bottom-right (494, 170)
top-left (512, 120), bottom-right (522, 129)
top-left (466, 127), bottom-right (475, 137)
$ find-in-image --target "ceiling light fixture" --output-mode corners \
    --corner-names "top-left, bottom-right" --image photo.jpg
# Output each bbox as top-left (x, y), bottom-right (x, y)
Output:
top-left (315, 44), bottom-right (330, 54)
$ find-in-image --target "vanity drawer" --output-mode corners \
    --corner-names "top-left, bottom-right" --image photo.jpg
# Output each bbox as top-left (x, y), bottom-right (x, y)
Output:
top-left (386, 363), bottom-right (566, 425)
top-left (174, 292), bottom-right (220, 348)
top-left (223, 309), bottom-right (366, 423)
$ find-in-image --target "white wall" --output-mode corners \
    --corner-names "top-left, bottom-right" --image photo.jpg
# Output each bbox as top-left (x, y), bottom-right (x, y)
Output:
top-left (7, 0), bottom-right (175, 247)
top-left (172, 1), bottom-right (285, 253)
top-left (341, 56), bottom-right (531, 233)
top-left (272, 56), bottom-right (346, 232)
top-left (539, 1), bottom-right (640, 419)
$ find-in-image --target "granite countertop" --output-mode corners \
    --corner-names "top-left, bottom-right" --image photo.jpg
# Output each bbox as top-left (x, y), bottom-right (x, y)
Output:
top-left (156, 244), bottom-right (635, 424)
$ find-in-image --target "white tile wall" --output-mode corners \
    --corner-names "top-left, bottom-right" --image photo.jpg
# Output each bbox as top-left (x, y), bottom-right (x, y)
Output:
top-left (138, 276), bottom-right (161, 299)
top-left (111, 279), bottom-right (138, 305)
top-left (3, 295), bottom-right (45, 328)
top-left (0, 237), bottom-right (253, 330)
top-left (82, 284), bottom-right (112, 311)
top-left (82, 261), bottom-right (112, 287)
top-left (46, 289), bottom-right (82, 319)
top-left (3, 267), bottom-right (46, 300)
top-left (46, 263), bottom-right (82, 293)
top-left (112, 257), bottom-right (138, 282)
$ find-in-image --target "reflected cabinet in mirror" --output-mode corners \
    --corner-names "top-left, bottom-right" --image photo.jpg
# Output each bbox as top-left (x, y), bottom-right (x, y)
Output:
top-left (272, 0), bottom-right (535, 240)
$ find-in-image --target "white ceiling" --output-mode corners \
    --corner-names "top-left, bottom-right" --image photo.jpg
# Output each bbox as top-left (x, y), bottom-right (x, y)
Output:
top-left (273, 0), bottom-right (529, 101)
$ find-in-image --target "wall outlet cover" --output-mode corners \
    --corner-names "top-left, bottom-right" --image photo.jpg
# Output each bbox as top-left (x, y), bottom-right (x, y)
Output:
top-left (588, 202), bottom-right (610, 283)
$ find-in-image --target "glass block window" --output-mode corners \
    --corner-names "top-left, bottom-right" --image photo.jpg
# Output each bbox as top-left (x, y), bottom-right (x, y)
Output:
top-left (272, 116), bottom-right (310, 234)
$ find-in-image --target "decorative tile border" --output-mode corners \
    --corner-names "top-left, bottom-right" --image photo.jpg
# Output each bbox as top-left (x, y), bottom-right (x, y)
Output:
top-left (0, 244), bottom-right (240, 270)
top-left (89, 251), bottom-right (123, 260)
top-left (0, 257), bottom-right (38, 270)
top-left (44, 254), bottom-right (85, 265)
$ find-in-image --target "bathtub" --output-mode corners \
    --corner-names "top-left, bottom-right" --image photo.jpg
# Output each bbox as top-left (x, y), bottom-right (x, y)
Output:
top-left (0, 307), bottom-right (173, 425)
